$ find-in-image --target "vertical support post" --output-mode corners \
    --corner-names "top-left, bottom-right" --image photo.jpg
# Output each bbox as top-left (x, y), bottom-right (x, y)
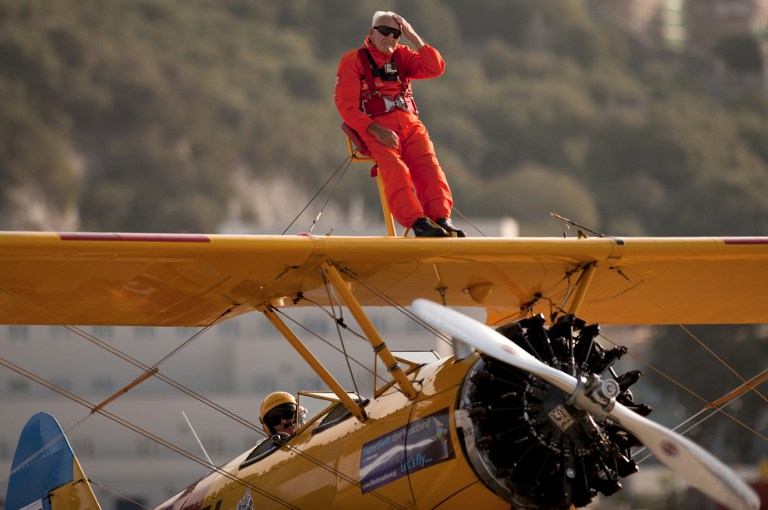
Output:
top-left (321, 262), bottom-right (418, 400)
top-left (259, 305), bottom-right (367, 422)
top-left (375, 173), bottom-right (397, 237)
top-left (345, 132), bottom-right (397, 237)
top-left (567, 263), bottom-right (597, 317)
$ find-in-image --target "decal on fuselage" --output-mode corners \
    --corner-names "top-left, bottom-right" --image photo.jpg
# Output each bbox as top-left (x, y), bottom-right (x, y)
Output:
top-left (360, 408), bottom-right (454, 493)
top-left (237, 488), bottom-right (254, 510)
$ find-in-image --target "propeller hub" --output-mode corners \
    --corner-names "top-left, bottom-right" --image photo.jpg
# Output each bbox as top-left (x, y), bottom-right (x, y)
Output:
top-left (598, 378), bottom-right (621, 400)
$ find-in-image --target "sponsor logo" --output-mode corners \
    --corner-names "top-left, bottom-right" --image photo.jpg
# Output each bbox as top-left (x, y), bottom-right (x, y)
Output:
top-left (661, 441), bottom-right (679, 457)
top-left (359, 408), bottom-right (455, 493)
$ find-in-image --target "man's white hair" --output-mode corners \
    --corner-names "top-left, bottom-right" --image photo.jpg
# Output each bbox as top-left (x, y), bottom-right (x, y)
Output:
top-left (372, 10), bottom-right (397, 27)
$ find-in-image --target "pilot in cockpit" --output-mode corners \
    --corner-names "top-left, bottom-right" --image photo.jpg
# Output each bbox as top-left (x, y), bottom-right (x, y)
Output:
top-left (259, 391), bottom-right (306, 443)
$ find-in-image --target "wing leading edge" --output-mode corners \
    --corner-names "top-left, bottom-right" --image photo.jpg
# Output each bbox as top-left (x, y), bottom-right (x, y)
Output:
top-left (0, 232), bottom-right (767, 327)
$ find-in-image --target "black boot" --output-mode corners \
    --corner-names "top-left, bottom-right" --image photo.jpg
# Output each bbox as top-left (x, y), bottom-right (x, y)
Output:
top-left (412, 217), bottom-right (449, 237)
top-left (436, 218), bottom-right (466, 237)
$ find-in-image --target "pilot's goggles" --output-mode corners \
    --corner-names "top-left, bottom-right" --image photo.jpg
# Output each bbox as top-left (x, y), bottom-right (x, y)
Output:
top-left (373, 26), bottom-right (402, 39)
top-left (265, 405), bottom-right (297, 427)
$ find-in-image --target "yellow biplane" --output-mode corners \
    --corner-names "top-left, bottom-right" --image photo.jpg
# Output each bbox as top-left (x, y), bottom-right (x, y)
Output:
top-left (2, 231), bottom-right (766, 509)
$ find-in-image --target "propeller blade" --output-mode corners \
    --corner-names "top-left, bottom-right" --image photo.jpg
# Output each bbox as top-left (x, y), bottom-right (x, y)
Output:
top-left (608, 404), bottom-right (759, 510)
top-left (411, 299), bottom-right (760, 510)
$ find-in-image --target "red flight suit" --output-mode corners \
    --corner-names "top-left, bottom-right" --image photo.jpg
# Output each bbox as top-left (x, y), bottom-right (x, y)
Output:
top-left (335, 38), bottom-right (453, 229)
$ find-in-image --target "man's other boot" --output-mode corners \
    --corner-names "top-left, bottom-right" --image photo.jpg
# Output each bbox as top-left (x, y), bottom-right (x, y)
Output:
top-left (412, 218), bottom-right (449, 237)
top-left (436, 218), bottom-right (466, 238)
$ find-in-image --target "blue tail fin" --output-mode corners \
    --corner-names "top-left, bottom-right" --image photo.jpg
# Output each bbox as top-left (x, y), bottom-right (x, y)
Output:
top-left (6, 412), bottom-right (101, 510)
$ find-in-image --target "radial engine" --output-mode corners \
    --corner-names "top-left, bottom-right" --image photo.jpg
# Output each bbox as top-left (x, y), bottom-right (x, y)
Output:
top-left (456, 314), bottom-right (651, 509)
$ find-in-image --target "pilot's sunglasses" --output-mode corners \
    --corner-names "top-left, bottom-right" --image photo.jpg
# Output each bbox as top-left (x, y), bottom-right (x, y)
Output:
top-left (266, 408), bottom-right (296, 426)
top-left (374, 26), bottom-right (402, 39)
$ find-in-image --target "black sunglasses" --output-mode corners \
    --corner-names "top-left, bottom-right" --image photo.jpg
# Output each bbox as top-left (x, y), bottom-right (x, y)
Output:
top-left (373, 26), bottom-right (402, 39)
top-left (265, 407), bottom-right (296, 427)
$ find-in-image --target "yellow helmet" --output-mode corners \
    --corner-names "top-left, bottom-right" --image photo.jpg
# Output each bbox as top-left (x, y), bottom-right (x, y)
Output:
top-left (260, 392), bottom-right (297, 434)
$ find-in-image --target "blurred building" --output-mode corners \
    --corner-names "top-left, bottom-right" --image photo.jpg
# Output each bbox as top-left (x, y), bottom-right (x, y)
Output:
top-left (588, 0), bottom-right (768, 98)
top-left (588, 0), bottom-right (768, 53)
top-left (686, 0), bottom-right (768, 52)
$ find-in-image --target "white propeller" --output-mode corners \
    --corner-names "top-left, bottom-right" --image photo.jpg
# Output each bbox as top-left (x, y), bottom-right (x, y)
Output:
top-left (411, 299), bottom-right (760, 510)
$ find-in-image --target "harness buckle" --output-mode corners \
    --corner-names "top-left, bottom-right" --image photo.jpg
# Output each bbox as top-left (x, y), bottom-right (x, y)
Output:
top-left (387, 95), bottom-right (408, 111)
top-left (361, 94), bottom-right (413, 116)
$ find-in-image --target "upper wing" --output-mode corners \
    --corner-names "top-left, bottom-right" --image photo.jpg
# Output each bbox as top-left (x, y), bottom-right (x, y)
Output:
top-left (1, 232), bottom-right (767, 327)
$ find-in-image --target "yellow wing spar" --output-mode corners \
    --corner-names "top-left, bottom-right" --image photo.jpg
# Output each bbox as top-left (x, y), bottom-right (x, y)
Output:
top-left (1, 232), bottom-right (767, 327)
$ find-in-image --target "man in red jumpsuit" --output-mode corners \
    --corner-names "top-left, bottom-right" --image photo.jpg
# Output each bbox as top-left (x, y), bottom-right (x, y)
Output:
top-left (335, 11), bottom-right (465, 237)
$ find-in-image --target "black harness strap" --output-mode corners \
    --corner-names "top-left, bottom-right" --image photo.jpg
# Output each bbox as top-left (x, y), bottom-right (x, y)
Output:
top-left (358, 48), bottom-right (377, 92)
top-left (357, 48), bottom-right (410, 95)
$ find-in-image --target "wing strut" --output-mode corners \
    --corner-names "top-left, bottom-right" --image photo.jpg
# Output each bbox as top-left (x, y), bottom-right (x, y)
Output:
top-left (321, 262), bottom-right (419, 400)
top-left (260, 305), bottom-right (368, 422)
top-left (565, 262), bottom-right (598, 317)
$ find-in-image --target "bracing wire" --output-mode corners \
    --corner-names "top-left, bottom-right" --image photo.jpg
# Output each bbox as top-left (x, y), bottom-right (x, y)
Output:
top-left (89, 481), bottom-right (153, 510)
top-left (451, 206), bottom-right (488, 238)
top-left (281, 155), bottom-right (353, 236)
top-left (273, 306), bottom-right (390, 387)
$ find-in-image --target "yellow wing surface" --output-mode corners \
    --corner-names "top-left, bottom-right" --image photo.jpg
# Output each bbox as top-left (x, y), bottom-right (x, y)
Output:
top-left (1, 232), bottom-right (767, 327)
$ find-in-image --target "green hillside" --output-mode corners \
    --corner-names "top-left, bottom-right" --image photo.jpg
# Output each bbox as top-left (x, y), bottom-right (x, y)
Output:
top-left (2, 0), bottom-right (768, 235)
